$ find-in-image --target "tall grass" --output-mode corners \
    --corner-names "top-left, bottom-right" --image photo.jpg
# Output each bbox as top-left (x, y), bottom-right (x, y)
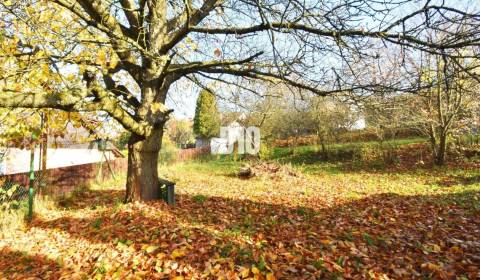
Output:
top-left (0, 195), bottom-right (56, 236)
top-left (1, 175), bottom-right (125, 237)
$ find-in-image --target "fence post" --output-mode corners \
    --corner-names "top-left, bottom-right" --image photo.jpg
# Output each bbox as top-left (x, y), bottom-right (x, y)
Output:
top-left (28, 137), bottom-right (35, 221)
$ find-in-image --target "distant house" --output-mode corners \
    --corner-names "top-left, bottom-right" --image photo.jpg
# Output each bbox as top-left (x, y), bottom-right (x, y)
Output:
top-left (195, 111), bottom-right (247, 149)
top-left (195, 137), bottom-right (210, 148)
top-left (210, 121), bottom-right (245, 155)
top-left (0, 124), bottom-right (123, 176)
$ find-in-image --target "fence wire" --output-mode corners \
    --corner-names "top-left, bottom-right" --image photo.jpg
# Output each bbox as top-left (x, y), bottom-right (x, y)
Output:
top-left (0, 174), bottom-right (47, 209)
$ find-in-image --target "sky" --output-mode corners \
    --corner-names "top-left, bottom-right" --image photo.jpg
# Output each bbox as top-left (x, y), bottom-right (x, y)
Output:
top-left (165, 81), bottom-right (200, 120)
top-left (26, 0), bottom-right (479, 122)
top-left (163, 0), bottom-right (480, 120)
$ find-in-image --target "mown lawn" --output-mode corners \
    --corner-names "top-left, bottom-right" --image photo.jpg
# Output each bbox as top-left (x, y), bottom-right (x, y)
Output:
top-left (0, 146), bottom-right (479, 279)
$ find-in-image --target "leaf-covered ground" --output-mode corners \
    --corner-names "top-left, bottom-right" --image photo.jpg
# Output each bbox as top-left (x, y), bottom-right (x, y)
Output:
top-left (1, 156), bottom-right (480, 279)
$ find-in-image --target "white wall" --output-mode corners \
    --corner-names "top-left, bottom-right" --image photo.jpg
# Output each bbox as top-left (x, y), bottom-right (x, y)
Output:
top-left (195, 138), bottom-right (209, 148)
top-left (0, 148), bottom-right (115, 175)
top-left (210, 138), bottom-right (228, 155)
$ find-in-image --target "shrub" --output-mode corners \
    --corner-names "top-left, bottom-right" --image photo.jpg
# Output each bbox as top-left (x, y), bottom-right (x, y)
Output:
top-left (159, 137), bottom-right (179, 164)
top-left (322, 143), bottom-right (397, 167)
top-left (1, 195), bottom-right (54, 235)
top-left (380, 143), bottom-right (399, 165)
top-left (258, 141), bottom-right (274, 160)
top-left (272, 135), bottom-right (317, 148)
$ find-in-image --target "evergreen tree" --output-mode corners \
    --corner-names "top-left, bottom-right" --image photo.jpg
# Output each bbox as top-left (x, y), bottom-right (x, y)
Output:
top-left (193, 90), bottom-right (221, 138)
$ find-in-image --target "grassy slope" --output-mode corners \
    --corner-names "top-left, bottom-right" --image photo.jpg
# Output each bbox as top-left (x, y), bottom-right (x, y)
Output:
top-left (164, 146), bottom-right (480, 210)
top-left (272, 137), bottom-right (427, 159)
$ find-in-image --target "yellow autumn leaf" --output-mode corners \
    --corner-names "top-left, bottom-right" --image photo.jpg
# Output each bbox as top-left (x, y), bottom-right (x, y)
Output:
top-left (268, 253), bottom-right (278, 261)
top-left (171, 248), bottom-right (186, 259)
top-left (150, 102), bottom-right (167, 114)
top-left (240, 267), bottom-right (250, 278)
top-left (266, 273), bottom-right (276, 280)
top-left (421, 262), bottom-right (440, 271)
top-left (109, 53), bottom-right (119, 69)
top-left (431, 244), bottom-right (441, 253)
top-left (320, 239), bottom-right (331, 245)
top-left (145, 245), bottom-right (159, 254)
top-left (96, 49), bottom-right (107, 67)
top-left (41, 64), bottom-right (50, 76)
top-left (171, 276), bottom-right (184, 280)
top-left (251, 266), bottom-right (260, 275)
top-left (449, 245), bottom-right (462, 254)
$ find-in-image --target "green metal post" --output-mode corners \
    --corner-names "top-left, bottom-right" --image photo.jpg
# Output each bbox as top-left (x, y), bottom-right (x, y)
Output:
top-left (28, 140), bottom-right (35, 221)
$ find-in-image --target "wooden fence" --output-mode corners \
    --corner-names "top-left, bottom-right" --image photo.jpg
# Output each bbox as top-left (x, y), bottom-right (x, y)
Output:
top-left (176, 146), bottom-right (210, 161)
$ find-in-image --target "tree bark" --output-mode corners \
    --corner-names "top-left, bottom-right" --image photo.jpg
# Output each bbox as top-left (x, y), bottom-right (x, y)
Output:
top-left (125, 128), bottom-right (164, 202)
top-left (435, 132), bottom-right (447, 166)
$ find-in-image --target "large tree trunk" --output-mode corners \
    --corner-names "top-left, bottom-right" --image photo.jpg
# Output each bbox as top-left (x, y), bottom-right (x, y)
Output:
top-left (125, 128), bottom-right (164, 202)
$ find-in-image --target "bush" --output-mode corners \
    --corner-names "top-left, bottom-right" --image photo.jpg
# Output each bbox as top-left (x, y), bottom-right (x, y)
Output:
top-left (380, 143), bottom-right (399, 165)
top-left (258, 141), bottom-right (274, 160)
top-left (322, 143), bottom-right (398, 167)
top-left (337, 129), bottom-right (379, 143)
top-left (272, 135), bottom-right (317, 148)
top-left (271, 129), bottom-right (423, 148)
top-left (159, 137), bottom-right (179, 164)
top-left (0, 182), bottom-right (27, 210)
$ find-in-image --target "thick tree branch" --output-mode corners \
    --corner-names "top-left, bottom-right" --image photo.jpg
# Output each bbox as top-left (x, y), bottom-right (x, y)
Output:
top-left (119, 0), bottom-right (140, 31)
top-left (198, 67), bottom-right (420, 96)
top-left (190, 22), bottom-right (480, 50)
top-left (87, 85), bottom-right (150, 137)
top-left (0, 88), bottom-right (90, 110)
top-left (0, 87), bottom-right (149, 137)
top-left (167, 52), bottom-right (263, 75)
top-left (76, 0), bottom-right (137, 40)
top-left (52, 0), bottom-right (144, 81)
top-left (103, 74), bottom-right (141, 108)
top-left (161, 0), bottom-right (223, 53)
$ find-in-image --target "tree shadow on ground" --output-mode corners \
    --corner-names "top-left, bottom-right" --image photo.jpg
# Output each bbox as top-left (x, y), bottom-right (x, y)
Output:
top-left (54, 187), bottom-right (123, 210)
top-left (28, 187), bottom-right (480, 279)
top-left (0, 247), bottom-right (75, 279)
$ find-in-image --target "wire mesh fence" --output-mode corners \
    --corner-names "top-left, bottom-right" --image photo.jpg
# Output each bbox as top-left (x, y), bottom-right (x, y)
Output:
top-left (0, 173), bottom-right (47, 210)
top-left (0, 140), bottom-right (127, 217)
